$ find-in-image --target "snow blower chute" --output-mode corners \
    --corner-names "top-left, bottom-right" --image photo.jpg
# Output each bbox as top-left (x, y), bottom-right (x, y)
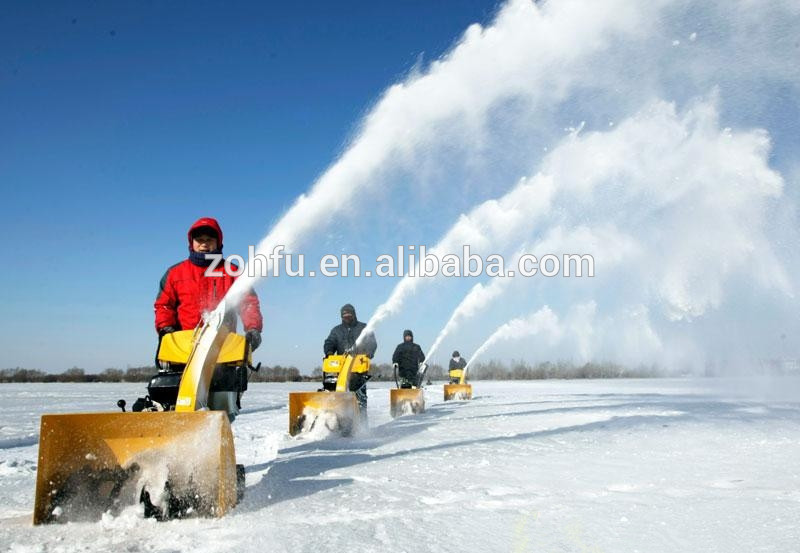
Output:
top-left (33, 306), bottom-right (253, 524)
top-left (444, 368), bottom-right (472, 401)
top-left (288, 354), bottom-right (369, 436)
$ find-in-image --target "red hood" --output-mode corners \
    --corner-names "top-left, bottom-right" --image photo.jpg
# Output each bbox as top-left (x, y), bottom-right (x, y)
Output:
top-left (187, 217), bottom-right (223, 250)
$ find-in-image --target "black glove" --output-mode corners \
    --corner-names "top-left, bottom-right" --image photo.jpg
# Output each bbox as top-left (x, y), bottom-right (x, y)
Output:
top-left (246, 329), bottom-right (262, 351)
top-left (158, 326), bottom-right (177, 337)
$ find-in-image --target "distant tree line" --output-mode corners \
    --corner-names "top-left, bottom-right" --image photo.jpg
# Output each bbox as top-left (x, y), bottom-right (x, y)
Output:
top-left (0, 365), bottom-right (312, 383)
top-left (308, 360), bottom-right (661, 381)
top-left (466, 360), bottom-right (663, 379)
top-left (1, 360), bottom-right (662, 383)
top-left (0, 365), bottom-right (331, 383)
top-left (248, 365), bottom-right (304, 382)
top-left (0, 366), bottom-right (157, 383)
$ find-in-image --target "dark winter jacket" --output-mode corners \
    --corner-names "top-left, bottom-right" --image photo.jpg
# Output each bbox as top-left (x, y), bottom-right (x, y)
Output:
top-left (323, 306), bottom-right (377, 358)
top-left (392, 341), bottom-right (426, 379)
top-left (449, 356), bottom-right (467, 371)
top-left (154, 218), bottom-right (263, 333)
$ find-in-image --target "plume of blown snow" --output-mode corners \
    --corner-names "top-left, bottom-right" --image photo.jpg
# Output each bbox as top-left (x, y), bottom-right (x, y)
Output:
top-left (464, 306), bottom-right (562, 378)
top-left (356, 172), bottom-right (558, 343)
top-left (539, 96), bottom-right (791, 321)
top-left (425, 246), bottom-right (535, 363)
top-left (219, 0), bottom-right (680, 310)
top-left (425, 281), bottom-right (506, 364)
top-left (427, 223), bottom-right (639, 363)
top-left (439, 96), bottom-right (792, 369)
top-left (211, 0), bottom-right (798, 372)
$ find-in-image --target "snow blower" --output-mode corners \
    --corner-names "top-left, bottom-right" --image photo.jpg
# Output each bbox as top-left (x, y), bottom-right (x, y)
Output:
top-left (33, 307), bottom-right (253, 524)
top-left (389, 363), bottom-right (425, 417)
top-left (444, 368), bottom-right (472, 401)
top-left (390, 388), bottom-right (425, 416)
top-left (288, 353), bottom-right (369, 436)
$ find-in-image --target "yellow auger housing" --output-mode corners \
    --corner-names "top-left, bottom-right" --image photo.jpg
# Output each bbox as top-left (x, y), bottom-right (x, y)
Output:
top-left (390, 388), bottom-right (425, 417)
top-left (288, 354), bottom-right (369, 436)
top-left (444, 369), bottom-right (473, 401)
top-left (33, 311), bottom-right (245, 524)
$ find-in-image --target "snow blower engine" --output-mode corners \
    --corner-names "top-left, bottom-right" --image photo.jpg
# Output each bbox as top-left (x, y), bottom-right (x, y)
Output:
top-left (132, 329), bottom-right (259, 417)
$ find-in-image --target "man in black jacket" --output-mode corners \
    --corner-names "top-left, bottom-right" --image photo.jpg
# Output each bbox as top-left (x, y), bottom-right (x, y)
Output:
top-left (392, 330), bottom-right (426, 388)
top-left (323, 304), bottom-right (377, 410)
top-left (449, 350), bottom-right (467, 383)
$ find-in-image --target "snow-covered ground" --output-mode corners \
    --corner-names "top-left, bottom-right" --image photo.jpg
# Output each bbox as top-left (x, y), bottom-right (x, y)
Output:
top-left (1, 378), bottom-right (799, 552)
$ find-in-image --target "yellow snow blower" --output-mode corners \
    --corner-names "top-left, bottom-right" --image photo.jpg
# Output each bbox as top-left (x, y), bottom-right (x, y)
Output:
top-left (390, 388), bottom-right (425, 417)
top-left (33, 309), bottom-right (252, 524)
top-left (288, 353), bottom-right (369, 436)
top-left (389, 362), bottom-right (425, 417)
top-left (444, 368), bottom-right (472, 401)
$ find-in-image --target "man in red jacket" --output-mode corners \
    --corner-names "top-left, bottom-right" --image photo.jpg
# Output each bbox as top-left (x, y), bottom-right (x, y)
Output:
top-left (154, 217), bottom-right (263, 420)
top-left (154, 217), bottom-right (263, 341)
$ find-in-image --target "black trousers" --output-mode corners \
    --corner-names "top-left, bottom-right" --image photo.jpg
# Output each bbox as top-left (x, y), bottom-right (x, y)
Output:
top-left (350, 373), bottom-right (368, 410)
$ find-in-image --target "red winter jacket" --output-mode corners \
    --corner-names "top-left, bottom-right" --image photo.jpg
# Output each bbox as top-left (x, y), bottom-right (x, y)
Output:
top-left (154, 218), bottom-right (263, 333)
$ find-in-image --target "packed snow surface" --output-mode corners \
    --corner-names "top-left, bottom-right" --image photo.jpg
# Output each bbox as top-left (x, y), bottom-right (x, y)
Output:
top-left (1, 379), bottom-right (799, 552)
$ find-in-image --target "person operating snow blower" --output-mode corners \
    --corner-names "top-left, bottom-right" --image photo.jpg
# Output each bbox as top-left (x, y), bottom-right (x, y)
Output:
top-left (153, 217), bottom-right (263, 421)
top-left (287, 304), bottom-right (377, 436)
top-left (33, 217), bottom-right (264, 524)
top-left (322, 304), bottom-right (377, 410)
top-left (392, 330), bottom-right (426, 388)
top-left (449, 350), bottom-right (467, 384)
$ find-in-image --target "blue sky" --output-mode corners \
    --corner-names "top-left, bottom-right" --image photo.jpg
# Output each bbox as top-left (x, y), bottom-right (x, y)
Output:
top-left (2, 0), bottom-right (798, 374)
top-left (1, 1), bottom-right (501, 371)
